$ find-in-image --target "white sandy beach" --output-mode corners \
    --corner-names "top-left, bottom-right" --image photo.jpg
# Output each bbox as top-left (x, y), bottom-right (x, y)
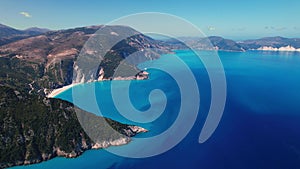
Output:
top-left (47, 83), bottom-right (79, 98)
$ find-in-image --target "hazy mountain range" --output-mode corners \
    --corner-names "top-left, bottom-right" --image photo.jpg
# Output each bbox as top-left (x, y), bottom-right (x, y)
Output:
top-left (0, 24), bottom-right (50, 46)
top-left (1, 23), bottom-right (300, 52)
top-left (172, 36), bottom-right (300, 52)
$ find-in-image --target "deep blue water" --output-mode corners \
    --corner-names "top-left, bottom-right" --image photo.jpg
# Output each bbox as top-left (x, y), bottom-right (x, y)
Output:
top-left (12, 50), bottom-right (300, 169)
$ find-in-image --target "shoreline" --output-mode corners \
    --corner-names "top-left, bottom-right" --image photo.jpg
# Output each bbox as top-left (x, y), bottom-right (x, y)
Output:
top-left (47, 71), bottom-right (149, 98)
top-left (5, 126), bottom-right (148, 169)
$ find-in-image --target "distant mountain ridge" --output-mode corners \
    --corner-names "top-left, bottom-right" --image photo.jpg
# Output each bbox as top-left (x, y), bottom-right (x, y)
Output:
top-left (0, 24), bottom-right (23, 38)
top-left (1, 23), bottom-right (300, 52)
top-left (23, 27), bottom-right (50, 37)
top-left (238, 36), bottom-right (300, 51)
top-left (166, 36), bottom-right (300, 52)
top-left (0, 23), bottom-right (49, 37)
top-left (0, 23), bottom-right (50, 46)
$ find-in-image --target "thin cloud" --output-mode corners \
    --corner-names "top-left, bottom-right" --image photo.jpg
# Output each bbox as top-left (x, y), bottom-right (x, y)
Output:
top-left (20, 12), bottom-right (32, 18)
top-left (207, 26), bottom-right (216, 31)
top-left (275, 27), bottom-right (286, 31)
top-left (265, 26), bottom-right (286, 31)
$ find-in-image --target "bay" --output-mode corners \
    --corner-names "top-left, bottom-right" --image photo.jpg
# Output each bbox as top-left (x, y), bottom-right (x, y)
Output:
top-left (12, 50), bottom-right (300, 169)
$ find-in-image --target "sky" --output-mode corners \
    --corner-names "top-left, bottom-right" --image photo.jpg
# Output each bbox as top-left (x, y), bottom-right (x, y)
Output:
top-left (0, 0), bottom-right (299, 39)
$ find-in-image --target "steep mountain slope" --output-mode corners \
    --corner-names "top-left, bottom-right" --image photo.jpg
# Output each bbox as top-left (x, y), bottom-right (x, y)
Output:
top-left (0, 25), bottom-right (165, 168)
top-left (0, 25), bottom-right (169, 90)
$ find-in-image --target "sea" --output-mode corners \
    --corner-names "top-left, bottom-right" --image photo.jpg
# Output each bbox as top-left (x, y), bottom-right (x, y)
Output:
top-left (12, 50), bottom-right (300, 169)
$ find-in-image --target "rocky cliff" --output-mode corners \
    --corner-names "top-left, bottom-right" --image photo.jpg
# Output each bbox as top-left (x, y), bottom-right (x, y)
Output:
top-left (0, 86), bottom-right (147, 168)
top-left (0, 25), bottom-right (169, 90)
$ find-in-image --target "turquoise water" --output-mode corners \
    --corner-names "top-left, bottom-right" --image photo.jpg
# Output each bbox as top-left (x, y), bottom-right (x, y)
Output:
top-left (12, 50), bottom-right (300, 169)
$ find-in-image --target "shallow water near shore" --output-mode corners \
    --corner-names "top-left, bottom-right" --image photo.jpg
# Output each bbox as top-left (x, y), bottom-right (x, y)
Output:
top-left (12, 50), bottom-right (300, 169)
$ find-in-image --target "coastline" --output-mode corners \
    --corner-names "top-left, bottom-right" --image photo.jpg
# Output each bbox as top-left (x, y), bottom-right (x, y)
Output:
top-left (47, 70), bottom-right (149, 98)
top-left (5, 126), bottom-right (148, 169)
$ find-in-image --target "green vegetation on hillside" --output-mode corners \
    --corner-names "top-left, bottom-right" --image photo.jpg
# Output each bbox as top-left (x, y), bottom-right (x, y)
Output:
top-left (0, 25), bottom-right (165, 168)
